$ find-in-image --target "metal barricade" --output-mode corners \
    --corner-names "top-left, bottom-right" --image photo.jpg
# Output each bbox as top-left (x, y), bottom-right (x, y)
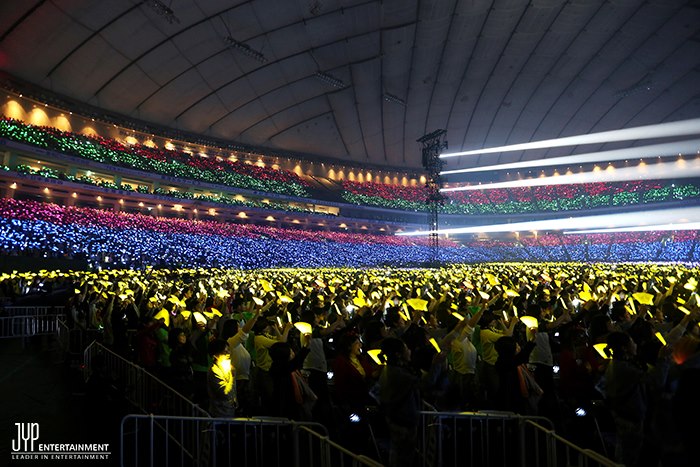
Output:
top-left (1, 305), bottom-right (65, 316)
top-left (84, 341), bottom-right (209, 418)
top-left (0, 314), bottom-right (64, 338)
top-left (121, 414), bottom-right (382, 467)
top-left (418, 411), bottom-right (619, 467)
top-left (295, 425), bottom-right (383, 467)
top-left (521, 420), bottom-right (622, 467)
top-left (57, 317), bottom-right (70, 352)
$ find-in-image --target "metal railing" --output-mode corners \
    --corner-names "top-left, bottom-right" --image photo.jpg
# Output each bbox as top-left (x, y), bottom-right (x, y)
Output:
top-left (296, 425), bottom-right (383, 467)
top-left (418, 411), bottom-right (620, 467)
top-left (521, 420), bottom-right (622, 467)
top-left (121, 414), bottom-right (383, 467)
top-left (56, 317), bottom-right (71, 352)
top-left (1, 305), bottom-right (65, 316)
top-left (84, 341), bottom-right (209, 418)
top-left (0, 314), bottom-right (64, 338)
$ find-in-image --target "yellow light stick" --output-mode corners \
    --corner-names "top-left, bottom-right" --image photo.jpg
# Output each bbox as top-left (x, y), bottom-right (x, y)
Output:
top-left (655, 332), bottom-right (667, 346)
top-left (429, 337), bottom-right (441, 353)
top-left (366, 349), bottom-right (384, 365)
top-left (593, 343), bottom-right (610, 359)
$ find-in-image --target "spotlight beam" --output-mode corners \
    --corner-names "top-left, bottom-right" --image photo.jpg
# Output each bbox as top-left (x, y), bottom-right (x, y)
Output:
top-left (440, 118), bottom-right (700, 159)
top-left (441, 158), bottom-right (700, 192)
top-left (396, 206), bottom-right (700, 236)
top-left (563, 223), bottom-right (700, 235)
top-left (440, 139), bottom-right (700, 176)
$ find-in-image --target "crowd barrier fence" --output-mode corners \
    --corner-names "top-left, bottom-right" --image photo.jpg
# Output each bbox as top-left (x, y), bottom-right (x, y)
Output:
top-left (83, 341), bottom-right (209, 419)
top-left (418, 410), bottom-right (621, 467)
top-left (521, 419), bottom-right (621, 467)
top-left (1, 305), bottom-right (65, 316)
top-left (120, 414), bottom-right (383, 467)
top-left (0, 314), bottom-right (64, 339)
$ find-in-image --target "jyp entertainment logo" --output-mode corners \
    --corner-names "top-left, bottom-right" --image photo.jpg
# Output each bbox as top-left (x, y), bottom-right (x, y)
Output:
top-left (11, 423), bottom-right (39, 453)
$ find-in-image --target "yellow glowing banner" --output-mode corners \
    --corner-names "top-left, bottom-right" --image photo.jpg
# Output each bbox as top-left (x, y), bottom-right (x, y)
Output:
top-left (520, 316), bottom-right (538, 329)
top-left (593, 343), bottom-right (610, 359)
top-left (154, 309), bottom-right (170, 327)
top-left (294, 322), bottom-right (312, 334)
top-left (632, 292), bottom-right (654, 306)
top-left (366, 349), bottom-right (384, 365)
top-left (406, 298), bottom-right (428, 311)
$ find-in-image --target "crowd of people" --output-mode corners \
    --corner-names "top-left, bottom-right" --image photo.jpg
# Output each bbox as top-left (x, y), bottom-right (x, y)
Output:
top-left (2, 198), bottom-right (700, 270)
top-left (4, 263), bottom-right (700, 465)
top-left (5, 115), bottom-right (700, 221)
top-left (0, 116), bottom-right (310, 197)
top-left (342, 178), bottom-right (700, 214)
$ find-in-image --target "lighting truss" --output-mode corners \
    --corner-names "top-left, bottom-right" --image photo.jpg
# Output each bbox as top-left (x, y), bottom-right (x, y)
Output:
top-left (144, 0), bottom-right (180, 24)
top-left (383, 93), bottom-right (406, 106)
top-left (315, 71), bottom-right (346, 89)
top-left (224, 36), bottom-right (267, 63)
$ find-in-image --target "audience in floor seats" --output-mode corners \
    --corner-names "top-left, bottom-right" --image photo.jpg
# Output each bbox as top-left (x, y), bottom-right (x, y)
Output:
top-left (7, 258), bottom-right (700, 465)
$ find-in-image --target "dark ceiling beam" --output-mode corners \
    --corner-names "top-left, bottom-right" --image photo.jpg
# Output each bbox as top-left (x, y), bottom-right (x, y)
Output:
top-left (264, 110), bottom-right (333, 142)
top-left (544, 5), bottom-right (668, 158)
top-left (496, 1), bottom-right (608, 166)
top-left (481, 1), bottom-right (569, 166)
top-left (115, 0), bottom-right (382, 107)
top-left (441, 1), bottom-right (491, 164)
top-left (94, 1), bottom-right (256, 97)
top-left (421, 0), bottom-right (458, 139)
top-left (0, 0), bottom-right (47, 43)
top-left (173, 23), bottom-right (412, 121)
top-left (45, 3), bottom-right (142, 78)
top-left (456, 2), bottom-right (530, 166)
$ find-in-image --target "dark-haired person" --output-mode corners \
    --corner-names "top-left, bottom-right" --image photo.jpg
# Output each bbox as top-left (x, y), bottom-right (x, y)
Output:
top-left (269, 332), bottom-right (313, 420)
top-left (332, 333), bottom-right (378, 428)
top-left (207, 339), bottom-right (237, 418)
top-left (252, 318), bottom-right (292, 414)
top-left (301, 308), bottom-right (345, 429)
top-left (447, 307), bottom-right (484, 410)
top-left (603, 331), bottom-right (671, 467)
top-left (479, 312), bottom-right (517, 407)
top-left (526, 302), bottom-right (571, 421)
top-left (494, 334), bottom-right (539, 414)
top-left (378, 335), bottom-right (451, 467)
top-left (168, 327), bottom-right (194, 399)
top-left (220, 308), bottom-right (260, 416)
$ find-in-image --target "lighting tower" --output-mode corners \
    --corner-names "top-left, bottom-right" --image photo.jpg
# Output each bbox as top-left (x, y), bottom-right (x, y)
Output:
top-left (417, 129), bottom-right (447, 266)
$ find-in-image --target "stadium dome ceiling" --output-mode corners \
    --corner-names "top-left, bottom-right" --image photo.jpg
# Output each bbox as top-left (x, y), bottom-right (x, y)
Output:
top-left (1, 0), bottom-right (699, 171)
